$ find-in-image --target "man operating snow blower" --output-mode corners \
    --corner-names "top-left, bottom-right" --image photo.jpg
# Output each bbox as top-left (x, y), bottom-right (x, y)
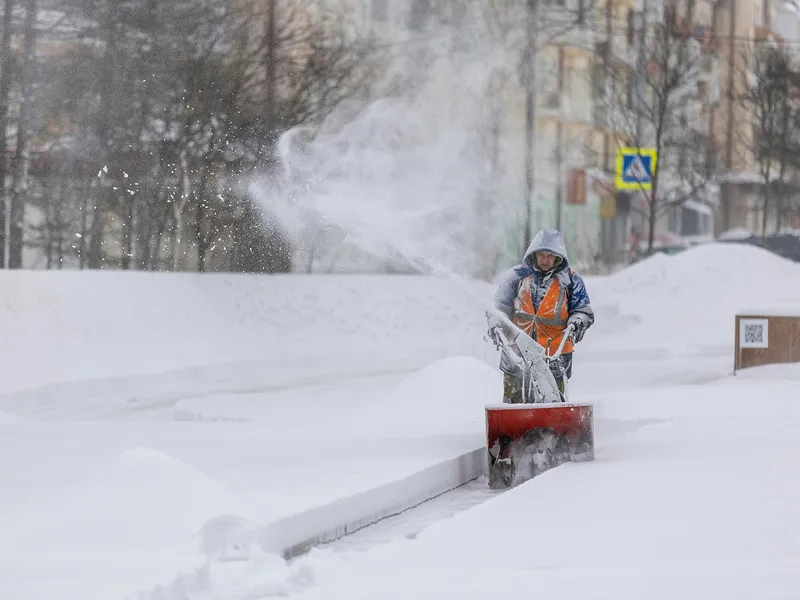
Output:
top-left (488, 228), bottom-right (594, 403)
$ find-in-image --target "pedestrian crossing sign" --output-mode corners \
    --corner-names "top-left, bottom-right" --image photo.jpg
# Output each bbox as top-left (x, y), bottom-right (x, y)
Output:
top-left (615, 147), bottom-right (657, 190)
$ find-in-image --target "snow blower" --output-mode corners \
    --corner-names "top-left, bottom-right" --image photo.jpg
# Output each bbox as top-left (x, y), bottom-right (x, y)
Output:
top-left (485, 309), bottom-right (594, 490)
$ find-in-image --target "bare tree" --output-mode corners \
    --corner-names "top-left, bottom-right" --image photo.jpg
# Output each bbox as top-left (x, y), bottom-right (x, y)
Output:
top-left (7, 0), bottom-right (404, 272)
top-left (601, 4), bottom-right (719, 252)
top-left (738, 43), bottom-right (800, 242)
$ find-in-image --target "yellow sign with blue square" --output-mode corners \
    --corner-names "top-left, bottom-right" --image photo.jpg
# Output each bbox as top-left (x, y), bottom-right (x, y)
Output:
top-left (615, 147), bottom-right (657, 190)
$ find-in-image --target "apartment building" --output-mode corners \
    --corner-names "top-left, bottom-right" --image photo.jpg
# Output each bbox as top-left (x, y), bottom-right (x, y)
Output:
top-left (713, 0), bottom-right (800, 235)
top-left (346, 0), bottom-right (733, 269)
top-left (349, 0), bottom-right (615, 270)
top-left (591, 0), bottom-right (723, 261)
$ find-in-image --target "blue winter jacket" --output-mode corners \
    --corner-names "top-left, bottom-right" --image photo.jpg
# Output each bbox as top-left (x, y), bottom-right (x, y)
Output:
top-left (493, 229), bottom-right (595, 363)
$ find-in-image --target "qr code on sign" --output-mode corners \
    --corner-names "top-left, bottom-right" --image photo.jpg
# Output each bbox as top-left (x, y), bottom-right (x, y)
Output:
top-left (744, 324), bottom-right (764, 344)
top-left (740, 318), bottom-right (769, 348)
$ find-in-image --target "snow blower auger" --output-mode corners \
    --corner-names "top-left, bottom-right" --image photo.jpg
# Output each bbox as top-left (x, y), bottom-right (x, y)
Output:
top-left (485, 310), bottom-right (594, 490)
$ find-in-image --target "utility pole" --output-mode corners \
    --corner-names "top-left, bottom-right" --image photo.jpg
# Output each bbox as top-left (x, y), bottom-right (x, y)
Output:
top-left (632, 0), bottom-right (649, 253)
top-left (523, 0), bottom-right (539, 251)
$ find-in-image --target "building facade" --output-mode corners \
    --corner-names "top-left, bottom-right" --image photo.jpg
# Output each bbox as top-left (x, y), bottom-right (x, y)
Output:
top-left (713, 0), bottom-right (800, 236)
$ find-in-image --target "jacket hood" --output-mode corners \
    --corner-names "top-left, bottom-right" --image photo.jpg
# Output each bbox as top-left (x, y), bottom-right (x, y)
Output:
top-left (523, 228), bottom-right (570, 272)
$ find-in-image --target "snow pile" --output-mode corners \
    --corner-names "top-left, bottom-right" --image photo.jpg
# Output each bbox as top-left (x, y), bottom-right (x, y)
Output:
top-left (357, 357), bottom-right (499, 439)
top-left (0, 447), bottom-right (260, 599)
top-left (729, 361), bottom-right (800, 381)
top-left (717, 227), bottom-right (754, 241)
top-left (604, 242), bottom-right (799, 301)
top-left (582, 243), bottom-right (800, 356)
top-left (0, 270), bottom-right (495, 395)
top-left (175, 356), bottom-right (500, 438)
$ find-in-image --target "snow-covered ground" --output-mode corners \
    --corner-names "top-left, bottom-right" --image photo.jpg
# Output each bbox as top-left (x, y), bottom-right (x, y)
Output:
top-left (284, 364), bottom-right (800, 600)
top-left (0, 272), bottom-right (498, 599)
top-left (2, 242), bottom-right (800, 599)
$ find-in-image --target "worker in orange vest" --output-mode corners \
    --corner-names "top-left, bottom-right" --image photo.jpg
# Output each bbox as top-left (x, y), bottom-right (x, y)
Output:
top-left (488, 228), bottom-right (594, 402)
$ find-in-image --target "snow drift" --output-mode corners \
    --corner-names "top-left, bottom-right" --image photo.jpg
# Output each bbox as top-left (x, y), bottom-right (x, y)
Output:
top-left (581, 242), bottom-right (800, 356)
top-left (0, 270), bottom-right (494, 395)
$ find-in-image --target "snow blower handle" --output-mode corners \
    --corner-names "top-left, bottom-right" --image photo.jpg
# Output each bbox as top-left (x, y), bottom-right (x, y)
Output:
top-left (485, 309), bottom-right (526, 367)
top-left (548, 323), bottom-right (575, 361)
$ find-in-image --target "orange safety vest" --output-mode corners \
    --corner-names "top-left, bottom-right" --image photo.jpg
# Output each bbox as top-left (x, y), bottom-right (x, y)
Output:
top-left (512, 274), bottom-right (573, 356)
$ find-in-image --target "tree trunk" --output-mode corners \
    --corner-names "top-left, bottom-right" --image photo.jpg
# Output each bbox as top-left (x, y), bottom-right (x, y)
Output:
top-left (88, 0), bottom-right (120, 269)
top-left (194, 166), bottom-right (212, 272)
top-left (761, 184), bottom-right (770, 246)
top-left (120, 198), bottom-right (134, 269)
top-left (9, 0), bottom-right (38, 269)
top-left (0, 0), bottom-right (14, 268)
top-left (265, 0), bottom-right (277, 125)
top-left (173, 150), bottom-right (190, 270)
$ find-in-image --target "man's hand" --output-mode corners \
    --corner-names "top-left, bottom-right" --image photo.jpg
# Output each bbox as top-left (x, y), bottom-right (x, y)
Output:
top-left (486, 311), bottom-right (510, 347)
top-left (567, 313), bottom-right (591, 343)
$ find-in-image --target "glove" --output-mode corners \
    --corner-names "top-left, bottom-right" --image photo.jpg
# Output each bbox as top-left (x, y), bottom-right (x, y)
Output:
top-left (485, 311), bottom-right (508, 347)
top-left (567, 313), bottom-right (590, 344)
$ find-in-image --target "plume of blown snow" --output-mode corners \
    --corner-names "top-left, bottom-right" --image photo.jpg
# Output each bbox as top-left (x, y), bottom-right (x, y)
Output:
top-left (249, 6), bottom-right (521, 280)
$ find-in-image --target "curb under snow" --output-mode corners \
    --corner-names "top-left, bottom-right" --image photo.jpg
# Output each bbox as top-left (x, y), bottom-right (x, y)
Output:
top-left (262, 447), bottom-right (486, 559)
top-left (138, 447), bottom-right (487, 599)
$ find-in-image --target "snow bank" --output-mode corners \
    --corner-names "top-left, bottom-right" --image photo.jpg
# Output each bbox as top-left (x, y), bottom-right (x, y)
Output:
top-left (717, 227), bottom-right (753, 241)
top-left (175, 356), bottom-right (499, 438)
top-left (0, 447), bottom-right (260, 599)
top-left (731, 361), bottom-right (800, 381)
top-left (265, 446), bottom-right (485, 559)
top-left (171, 357), bottom-right (498, 559)
top-left (582, 243), bottom-right (800, 357)
top-left (0, 271), bottom-right (494, 395)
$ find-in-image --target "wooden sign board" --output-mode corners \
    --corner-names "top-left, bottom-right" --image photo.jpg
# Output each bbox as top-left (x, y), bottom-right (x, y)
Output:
top-left (734, 314), bottom-right (800, 372)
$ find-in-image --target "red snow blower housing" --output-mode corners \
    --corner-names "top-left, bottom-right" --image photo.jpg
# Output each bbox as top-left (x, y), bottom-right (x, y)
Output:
top-left (485, 310), bottom-right (594, 489)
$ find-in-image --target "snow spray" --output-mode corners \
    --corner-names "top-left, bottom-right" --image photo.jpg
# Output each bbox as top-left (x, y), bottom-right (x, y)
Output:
top-left (247, 6), bottom-right (523, 300)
